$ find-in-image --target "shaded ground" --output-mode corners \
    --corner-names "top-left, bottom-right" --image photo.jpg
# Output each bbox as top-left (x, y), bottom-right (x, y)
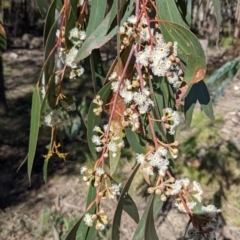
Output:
top-left (0, 46), bottom-right (240, 240)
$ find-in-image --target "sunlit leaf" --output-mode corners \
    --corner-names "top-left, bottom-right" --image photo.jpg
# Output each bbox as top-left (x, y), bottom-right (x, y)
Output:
top-left (86, 0), bottom-right (107, 38)
top-left (111, 164), bottom-right (140, 240)
top-left (87, 82), bottom-right (112, 159)
top-left (75, 0), bottom-right (134, 62)
top-left (156, 0), bottom-right (188, 28)
top-left (27, 87), bottom-right (41, 183)
top-left (159, 21), bottom-right (206, 83)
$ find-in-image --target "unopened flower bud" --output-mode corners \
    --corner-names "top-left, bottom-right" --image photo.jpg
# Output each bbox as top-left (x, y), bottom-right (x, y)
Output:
top-left (155, 189), bottom-right (162, 195)
top-left (161, 194), bottom-right (167, 201)
top-left (148, 187), bottom-right (154, 194)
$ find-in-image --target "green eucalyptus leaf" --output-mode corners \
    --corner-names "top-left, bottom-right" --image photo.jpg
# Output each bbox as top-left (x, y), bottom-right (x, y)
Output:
top-left (86, 0), bottom-right (107, 38)
top-left (87, 82), bottom-right (112, 159)
top-left (27, 87), bottom-right (41, 183)
top-left (35, 0), bottom-right (48, 17)
top-left (122, 193), bottom-right (139, 223)
top-left (176, 0), bottom-right (192, 27)
top-left (156, 0), bottom-right (188, 28)
top-left (77, 180), bottom-right (97, 239)
top-left (69, 0), bottom-right (78, 20)
top-left (62, 217), bottom-right (83, 240)
top-left (44, 0), bottom-right (58, 85)
top-left (75, 0), bottom-right (134, 62)
top-left (65, 1), bottom-right (77, 49)
top-left (144, 194), bottom-right (159, 240)
top-left (159, 21), bottom-right (206, 83)
top-left (212, 0), bottom-right (222, 28)
top-left (125, 127), bottom-right (146, 154)
top-left (111, 164), bottom-right (140, 240)
top-left (132, 194), bottom-right (154, 240)
top-left (153, 194), bottom-right (163, 219)
top-left (90, 49), bottom-right (106, 92)
top-left (44, 0), bottom-right (56, 46)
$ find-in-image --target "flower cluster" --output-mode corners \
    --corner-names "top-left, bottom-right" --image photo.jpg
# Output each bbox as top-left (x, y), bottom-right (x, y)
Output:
top-left (41, 109), bottom-right (71, 128)
top-left (136, 146), bottom-right (169, 177)
top-left (178, 205), bottom-right (222, 240)
top-left (162, 108), bottom-right (180, 135)
top-left (92, 95), bottom-right (103, 116)
top-left (60, 97), bottom-right (77, 112)
top-left (119, 15), bottom-right (183, 88)
top-left (91, 124), bottom-right (124, 158)
top-left (57, 26), bottom-right (85, 79)
top-left (80, 166), bottom-right (122, 198)
top-left (83, 209), bottom-right (109, 231)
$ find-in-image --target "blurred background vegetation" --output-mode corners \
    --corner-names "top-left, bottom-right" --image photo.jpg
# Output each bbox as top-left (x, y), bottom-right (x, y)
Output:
top-left (0, 0), bottom-right (240, 239)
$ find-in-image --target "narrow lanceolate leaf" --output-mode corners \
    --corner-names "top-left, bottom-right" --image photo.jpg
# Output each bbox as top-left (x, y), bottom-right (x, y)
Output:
top-left (159, 21), bottom-right (206, 84)
top-left (111, 164), bottom-right (140, 240)
top-left (77, 180), bottom-right (97, 239)
top-left (44, 0), bottom-right (58, 85)
top-left (87, 82), bottom-right (112, 159)
top-left (75, 0), bottom-right (135, 62)
top-left (86, 0), bottom-right (107, 38)
top-left (27, 87), bottom-right (41, 183)
top-left (122, 193), bottom-right (139, 223)
top-left (69, 0), bottom-right (79, 20)
top-left (212, 0), bottom-right (222, 28)
top-left (43, 0), bottom-right (56, 46)
top-left (62, 217), bottom-right (83, 240)
top-left (125, 127), bottom-right (146, 154)
top-left (144, 194), bottom-right (159, 240)
top-left (35, 0), bottom-right (48, 17)
top-left (153, 194), bottom-right (163, 219)
top-left (156, 0), bottom-right (188, 28)
top-left (65, 1), bottom-right (77, 49)
top-left (132, 194), bottom-right (155, 240)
